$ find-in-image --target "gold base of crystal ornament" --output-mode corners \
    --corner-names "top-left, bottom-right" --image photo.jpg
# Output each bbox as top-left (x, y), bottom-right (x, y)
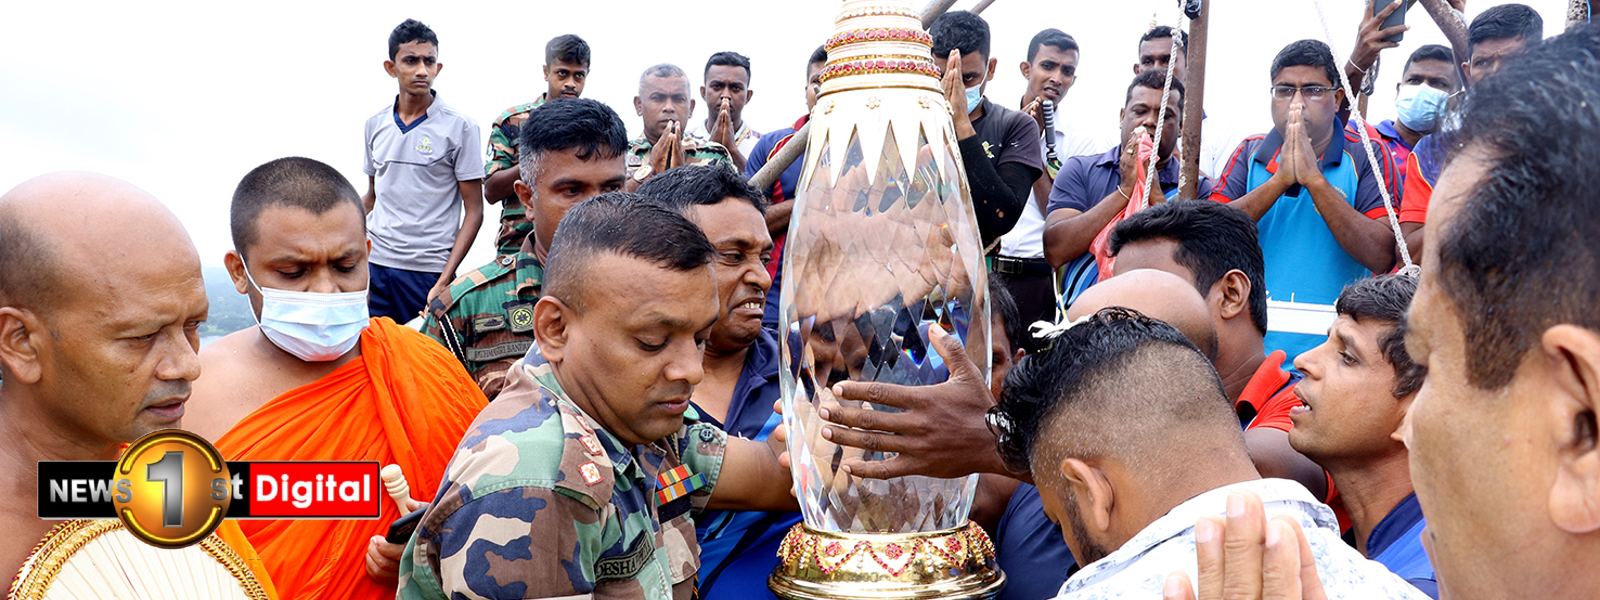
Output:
top-left (769, 522), bottom-right (1004, 600)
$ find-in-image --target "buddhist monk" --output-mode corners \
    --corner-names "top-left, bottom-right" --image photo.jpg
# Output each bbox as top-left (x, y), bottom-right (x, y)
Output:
top-left (186, 157), bottom-right (487, 599)
top-left (0, 173), bottom-right (276, 597)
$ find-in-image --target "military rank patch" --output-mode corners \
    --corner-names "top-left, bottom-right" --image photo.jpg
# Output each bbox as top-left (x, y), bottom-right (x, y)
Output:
top-left (580, 462), bottom-right (603, 485)
top-left (655, 464), bottom-right (707, 505)
top-left (508, 303), bottom-right (535, 332)
top-left (581, 436), bottom-right (605, 457)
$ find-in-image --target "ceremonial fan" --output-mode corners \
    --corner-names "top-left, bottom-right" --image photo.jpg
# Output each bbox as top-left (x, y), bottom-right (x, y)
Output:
top-left (8, 519), bottom-right (270, 600)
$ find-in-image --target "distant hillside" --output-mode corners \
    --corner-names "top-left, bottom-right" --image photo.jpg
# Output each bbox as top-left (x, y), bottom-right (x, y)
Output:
top-left (200, 266), bottom-right (255, 340)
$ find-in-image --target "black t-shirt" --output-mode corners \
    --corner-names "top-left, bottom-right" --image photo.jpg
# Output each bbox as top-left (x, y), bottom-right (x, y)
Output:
top-left (963, 98), bottom-right (1044, 245)
top-left (970, 99), bottom-right (1045, 173)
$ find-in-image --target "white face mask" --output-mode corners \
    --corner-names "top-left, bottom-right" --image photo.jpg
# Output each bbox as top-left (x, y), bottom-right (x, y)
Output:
top-left (1394, 84), bottom-right (1451, 133)
top-left (243, 266), bottom-right (370, 362)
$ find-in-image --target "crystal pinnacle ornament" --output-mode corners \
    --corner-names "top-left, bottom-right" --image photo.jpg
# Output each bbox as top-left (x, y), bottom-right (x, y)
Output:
top-left (770, 1), bottom-right (1000, 597)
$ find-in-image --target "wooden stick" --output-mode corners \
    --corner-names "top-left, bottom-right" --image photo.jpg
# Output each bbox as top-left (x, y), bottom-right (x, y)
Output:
top-left (971, 0), bottom-right (997, 15)
top-left (1417, 0), bottom-right (1469, 67)
top-left (920, 0), bottom-right (961, 27)
top-left (747, 0), bottom-right (972, 193)
top-left (1179, 0), bottom-right (1211, 200)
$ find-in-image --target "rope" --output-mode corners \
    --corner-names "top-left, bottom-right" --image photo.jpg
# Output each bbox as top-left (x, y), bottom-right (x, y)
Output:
top-left (1310, 0), bottom-right (1418, 275)
top-left (1142, 13), bottom-right (1188, 208)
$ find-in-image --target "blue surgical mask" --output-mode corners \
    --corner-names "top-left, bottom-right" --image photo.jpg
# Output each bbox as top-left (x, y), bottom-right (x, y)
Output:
top-left (244, 267), bottom-right (370, 362)
top-left (965, 84), bottom-right (983, 114)
top-left (1395, 84), bottom-right (1450, 133)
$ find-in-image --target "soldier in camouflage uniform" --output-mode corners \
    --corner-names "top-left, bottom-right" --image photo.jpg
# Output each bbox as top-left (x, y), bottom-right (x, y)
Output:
top-left (625, 64), bottom-right (734, 192)
top-left (399, 193), bottom-right (793, 599)
top-left (483, 34), bottom-right (592, 255)
top-left (426, 97), bottom-right (628, 399)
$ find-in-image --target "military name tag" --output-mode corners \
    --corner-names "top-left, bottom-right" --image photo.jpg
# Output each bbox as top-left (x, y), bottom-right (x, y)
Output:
top-left (594, 534), bottom-right (654, 582)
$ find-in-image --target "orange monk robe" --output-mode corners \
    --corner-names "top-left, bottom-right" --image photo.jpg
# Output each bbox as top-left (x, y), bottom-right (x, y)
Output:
top-left (216, 317), bottom-right (487, 600)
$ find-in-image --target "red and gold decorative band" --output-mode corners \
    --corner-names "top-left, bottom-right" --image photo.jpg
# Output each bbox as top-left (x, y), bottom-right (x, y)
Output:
top-left (825, 27), bottom-right (933, 51)
top-left (817, 57), bottom-right (942, 85)
top-left (775, 522), bottom-right (997, 579)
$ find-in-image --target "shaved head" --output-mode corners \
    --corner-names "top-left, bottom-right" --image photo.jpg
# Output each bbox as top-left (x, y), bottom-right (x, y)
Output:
top-left (230, 157), bottom-right (364, 257)
top-left (1067, 269), bottom-right (1219, 361)
top-left (0, 173), bottom-right (199, 311)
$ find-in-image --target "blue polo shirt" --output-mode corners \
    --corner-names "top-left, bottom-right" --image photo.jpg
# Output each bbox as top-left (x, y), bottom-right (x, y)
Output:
top-left (1368, 493), bottom-right (1437, 598)
top-left (995, 484), bottom-right (1078, 600)
top-left (1046, 146), bottom-right (1216, 306)
top-left (1209, 121), bottom-right (1399, 362)
top-left (692, 329), bottom-right (799, 600)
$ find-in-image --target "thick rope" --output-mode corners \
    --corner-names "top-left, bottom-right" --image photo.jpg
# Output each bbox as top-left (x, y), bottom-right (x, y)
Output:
top-left (1142, 14), bottom-right (1188, 209)
top-left (1311, 0), bottom-right (1418, 275)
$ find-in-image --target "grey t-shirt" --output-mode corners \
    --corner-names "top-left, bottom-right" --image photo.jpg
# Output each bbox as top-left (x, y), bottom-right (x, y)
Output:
top-left (363, 93), bottom-right (484, 272)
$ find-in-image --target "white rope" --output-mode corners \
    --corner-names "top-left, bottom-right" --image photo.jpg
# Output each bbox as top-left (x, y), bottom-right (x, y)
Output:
top-left (1310, 0), bottom-right (1418, 275)
top-left (1141, 13), bottom-right (1188, 209)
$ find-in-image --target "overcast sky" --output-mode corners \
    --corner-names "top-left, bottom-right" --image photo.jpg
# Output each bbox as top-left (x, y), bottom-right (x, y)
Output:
top-left (2, 0), bottom-right (1568, 271)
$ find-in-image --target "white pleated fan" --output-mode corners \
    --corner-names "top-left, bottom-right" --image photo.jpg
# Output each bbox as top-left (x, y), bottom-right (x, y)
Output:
top-left (8, 520), bottom-right (270, 600)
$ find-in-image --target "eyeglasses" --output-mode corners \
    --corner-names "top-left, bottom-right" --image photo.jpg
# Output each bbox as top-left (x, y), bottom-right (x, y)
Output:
top-left (1270, 85), bottom-right (1335, 100)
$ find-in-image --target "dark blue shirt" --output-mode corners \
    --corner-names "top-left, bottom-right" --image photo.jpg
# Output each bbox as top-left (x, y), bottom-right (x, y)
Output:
top-left (995, 484), bottom-right (1078, 600)
top-left (691, 329), bottom-right (799, 600)
top-left (1045, 146), bottom-right (1215, 215)
top-left (1048, 146), bottom-right (1216, 306)
top-left (1368, 493), bottom-right (1438, 598)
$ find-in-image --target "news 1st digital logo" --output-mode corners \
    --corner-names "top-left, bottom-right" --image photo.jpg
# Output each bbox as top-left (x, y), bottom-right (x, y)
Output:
top-left (38, 429), bottom-right (380, 548)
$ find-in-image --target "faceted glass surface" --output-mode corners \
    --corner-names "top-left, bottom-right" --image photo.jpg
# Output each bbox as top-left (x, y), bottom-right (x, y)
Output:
top-left (779, 121), bottom-right (990, 534)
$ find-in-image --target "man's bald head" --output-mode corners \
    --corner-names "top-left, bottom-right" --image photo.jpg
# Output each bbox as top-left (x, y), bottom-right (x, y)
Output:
top-left (0, 173), bottom-right (198, 310)
top-left (0, 172), bottom-right (205, 448)
top-left (1067, 269), bottom-right (1219, 361)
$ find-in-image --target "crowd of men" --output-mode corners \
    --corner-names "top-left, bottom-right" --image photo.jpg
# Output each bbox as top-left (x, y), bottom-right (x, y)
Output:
top-left (0, 3), bottom-right (1596, 599)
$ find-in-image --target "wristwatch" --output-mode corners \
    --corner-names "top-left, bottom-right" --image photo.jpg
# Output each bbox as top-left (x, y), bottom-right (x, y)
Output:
top-left (632, 164), bottom-right (653, 183)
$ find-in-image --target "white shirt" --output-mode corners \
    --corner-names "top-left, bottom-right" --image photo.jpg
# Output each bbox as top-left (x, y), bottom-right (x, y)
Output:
top-left (1055, 479), bottom-right (1429, 600)
top-left (998, 121), bottom-right (1115, 259)
top-left (362, 93), bottom-right (484, 272)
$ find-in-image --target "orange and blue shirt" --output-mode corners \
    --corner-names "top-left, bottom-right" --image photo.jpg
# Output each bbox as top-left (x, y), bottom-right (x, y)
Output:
top-left (1371, 120), bottom-right (1415, 190)
top-left (1210, 121), bottom-right (1400, 362)
top-left (1397, 132), bottom-right (1449, 226)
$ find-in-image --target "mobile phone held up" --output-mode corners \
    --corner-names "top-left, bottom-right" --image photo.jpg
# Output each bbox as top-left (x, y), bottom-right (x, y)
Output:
top-left (1374, 0), bottom-right (1413, 43)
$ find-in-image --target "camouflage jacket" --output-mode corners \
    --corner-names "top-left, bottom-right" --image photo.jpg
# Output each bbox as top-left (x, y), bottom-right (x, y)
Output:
top-left (422, 235), bottom-right (542, 399)
top-left (486, 97), bottom-right (547, 189)
top-left (624, 134), bottom-right (733, 171)
top-left (397, 352), bottom-right (728, 600)
top-left (485, 98), bottom-right (545, 255)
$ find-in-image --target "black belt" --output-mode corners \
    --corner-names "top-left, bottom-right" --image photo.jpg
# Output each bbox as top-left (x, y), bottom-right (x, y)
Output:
top-left (990, 255), bottom-right (1053, 276)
